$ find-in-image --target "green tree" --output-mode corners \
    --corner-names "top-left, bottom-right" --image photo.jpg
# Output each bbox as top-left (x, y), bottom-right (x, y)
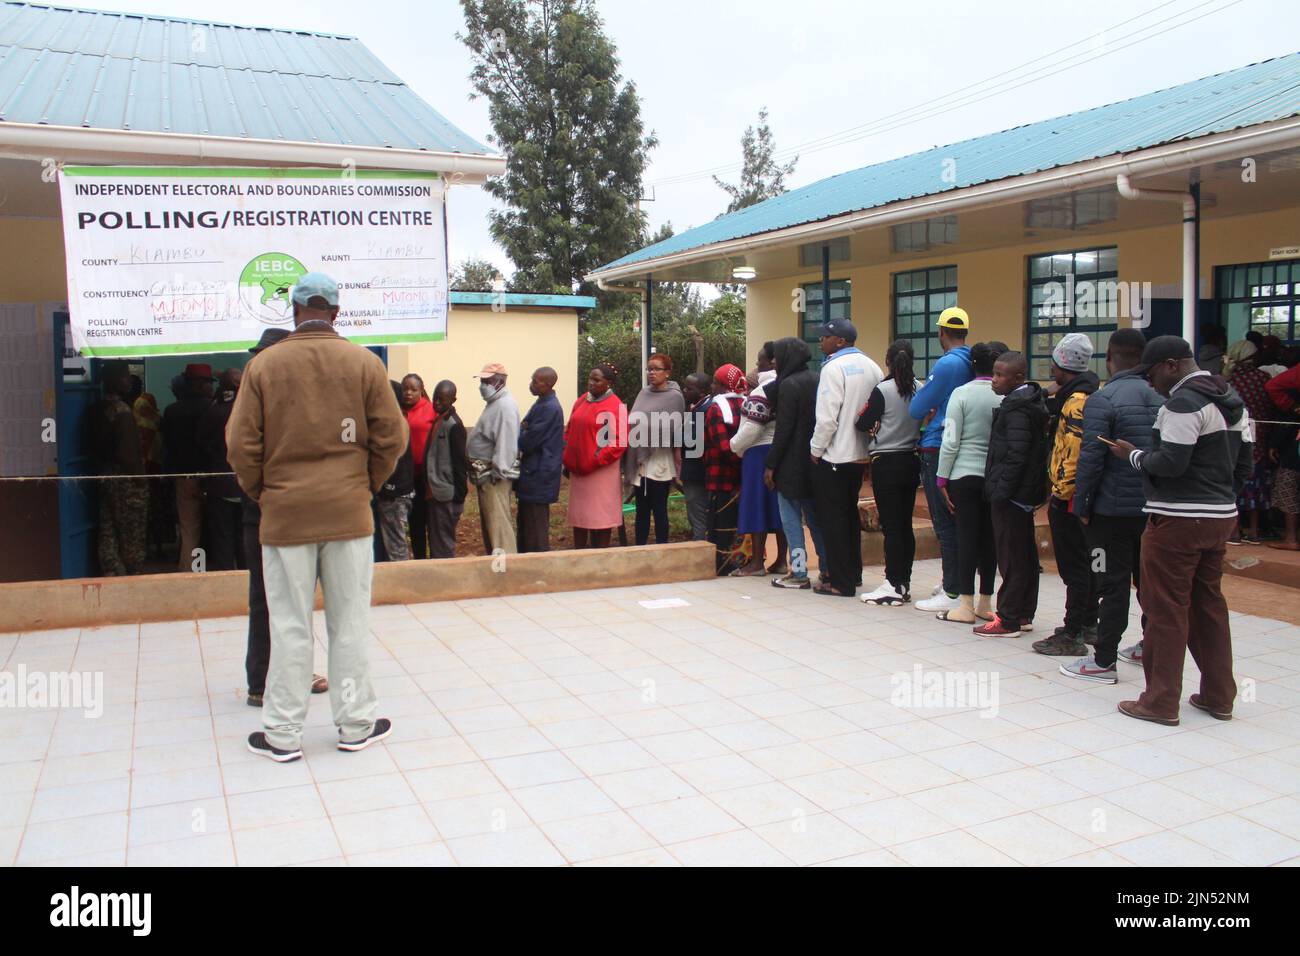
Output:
top-left (712, 107), bottom-right (798, 214)
top-left (459, 0), bottom-right (657, 295)
top-left (449, 257), bottom-right (504, 291)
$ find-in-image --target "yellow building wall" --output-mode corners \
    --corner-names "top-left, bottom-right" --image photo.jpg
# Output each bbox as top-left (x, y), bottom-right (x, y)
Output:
top-left (0, 218), bottom-right (69, 301)
top-left (388, 305), bottom-right (579, 427)
top-left (745, 206), bottom-right (1300, 368)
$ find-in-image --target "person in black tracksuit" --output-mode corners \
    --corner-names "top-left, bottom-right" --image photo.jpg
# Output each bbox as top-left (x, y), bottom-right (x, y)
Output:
top-left (979, 352), bottom-right (1050, 638)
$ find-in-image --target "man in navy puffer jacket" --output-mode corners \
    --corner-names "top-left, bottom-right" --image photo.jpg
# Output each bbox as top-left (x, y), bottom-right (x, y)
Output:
top-left (1064, 329), bottom-right (1164, 683)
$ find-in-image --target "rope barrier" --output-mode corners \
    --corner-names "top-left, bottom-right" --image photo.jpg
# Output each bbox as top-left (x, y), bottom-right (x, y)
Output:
top-left (0, 471), bottom-right (235, 482)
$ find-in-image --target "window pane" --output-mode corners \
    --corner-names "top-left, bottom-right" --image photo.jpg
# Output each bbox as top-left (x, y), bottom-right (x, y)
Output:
top-left (946, 267), bottom-right (958, 288)
top-left (1030, 256), bottom-right (1051, 279)
top-left (1053, 254), bottom-right (1074, 277)
top-left (1233, 269), bottom-right (1246, 298)
top-left (1097, 247), bottom-right (1118, 274)
top-left (1075, 250), bottom-right (1098, 274)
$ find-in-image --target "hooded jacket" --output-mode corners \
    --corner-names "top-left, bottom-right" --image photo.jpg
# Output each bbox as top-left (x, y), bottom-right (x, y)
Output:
top-left (984, 381), bottom-right (1050, 506)
top-left (1127, 371), bottom-right (1254, 519)
top-left (1072, 368), bottom-right (1164, 518)
top-left (1047, 369), bottom-right (1099, 502)
top-left (764, 338), bottom-right (819, 500)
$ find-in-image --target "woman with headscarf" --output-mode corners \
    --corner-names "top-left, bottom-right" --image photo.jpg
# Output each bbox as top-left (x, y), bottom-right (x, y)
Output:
top-left (623, 353), bottom-right (686, 545)
top-left (564, 363), bottom-right (628, 549)
top-left (730, 343), bottom-right (788, 575)
top-left (1225, 339), bottom-right (1277, 544)
top-left (704, 363), bottom-right (748, 574)
top-left (400, 373), bottom-right (436, 558)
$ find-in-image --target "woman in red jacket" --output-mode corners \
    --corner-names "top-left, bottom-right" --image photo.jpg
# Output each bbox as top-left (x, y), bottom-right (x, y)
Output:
top-left (564, 363), bottom-right (628, 548)
top-left (401, 374), bottom-right (437, 558)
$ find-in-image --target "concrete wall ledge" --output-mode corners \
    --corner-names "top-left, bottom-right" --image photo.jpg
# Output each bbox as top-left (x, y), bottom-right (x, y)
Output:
top-left (1, 541), bottom-right (716, 632)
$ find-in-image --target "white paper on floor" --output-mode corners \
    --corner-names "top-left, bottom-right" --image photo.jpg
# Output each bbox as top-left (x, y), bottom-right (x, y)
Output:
top-left (638, 598), bottom-right (691, 609)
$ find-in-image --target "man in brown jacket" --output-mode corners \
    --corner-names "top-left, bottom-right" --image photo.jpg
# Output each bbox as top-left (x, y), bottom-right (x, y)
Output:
top-left (227, 273), bottom-right (407, 762)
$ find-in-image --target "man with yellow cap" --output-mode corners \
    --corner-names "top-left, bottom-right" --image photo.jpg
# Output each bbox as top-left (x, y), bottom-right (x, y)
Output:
top-left (909, 307), bottom-right (974, 612)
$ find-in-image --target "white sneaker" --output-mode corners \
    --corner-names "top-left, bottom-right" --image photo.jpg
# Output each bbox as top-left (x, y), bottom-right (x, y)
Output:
top-left (860, 580), bottom-right (909, 605)
top-left (916, 590), bottom-right (960, 612)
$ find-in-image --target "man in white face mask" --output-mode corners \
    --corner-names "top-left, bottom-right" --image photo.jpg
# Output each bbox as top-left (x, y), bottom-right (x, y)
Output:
top-left (465, 362), bottom-right (521, 554)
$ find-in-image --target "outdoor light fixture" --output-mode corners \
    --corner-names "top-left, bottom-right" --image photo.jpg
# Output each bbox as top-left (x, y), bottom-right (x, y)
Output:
top-left (732, 266), bottom-right (757, 280)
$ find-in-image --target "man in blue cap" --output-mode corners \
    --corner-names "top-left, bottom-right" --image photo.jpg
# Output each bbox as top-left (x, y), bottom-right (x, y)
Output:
top-left (239, 327), bottom-right (325, 708)
top-left (810, 318), bottom-right (882, 597)
top-left (227, 272), bottom-right (407, 761)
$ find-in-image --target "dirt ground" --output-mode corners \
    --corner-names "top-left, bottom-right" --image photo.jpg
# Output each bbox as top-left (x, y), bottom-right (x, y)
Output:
top-left (454, 475), bottom-right (695, 554)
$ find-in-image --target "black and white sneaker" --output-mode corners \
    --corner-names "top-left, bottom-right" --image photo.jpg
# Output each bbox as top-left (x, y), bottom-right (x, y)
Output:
top-left (338, 717), bottom-right (393, 752)
top-left (860, 580), bottom-right (910, 605)
top-left (247, 731), bottom-right (303, 763)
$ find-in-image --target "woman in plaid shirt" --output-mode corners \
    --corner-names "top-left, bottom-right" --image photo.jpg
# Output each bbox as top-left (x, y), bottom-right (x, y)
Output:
top-left (705, 364), bottom-right (748, 574)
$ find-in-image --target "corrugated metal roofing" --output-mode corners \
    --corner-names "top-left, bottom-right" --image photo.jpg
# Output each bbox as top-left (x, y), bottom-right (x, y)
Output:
top-left (597, 51), bottom-right (1300, 274)
top-left (451, 291), bottom-right (596, 309)
top-left (0, 1), bottom-right (493, 154)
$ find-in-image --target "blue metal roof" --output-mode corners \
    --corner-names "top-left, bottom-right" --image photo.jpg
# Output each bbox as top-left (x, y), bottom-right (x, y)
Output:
top-left (450, 291), bottom-right (597, 310)
top-left (597, 51), bottom-right (1300, 274)
top-left (0, 1), bottom-right (493, 154)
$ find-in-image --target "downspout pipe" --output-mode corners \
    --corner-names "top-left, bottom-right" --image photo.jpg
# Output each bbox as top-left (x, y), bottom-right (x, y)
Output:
top-left (1115, 173), bottom-right (1198, 343)
top-left (595, 275), bottom-right (649, 384)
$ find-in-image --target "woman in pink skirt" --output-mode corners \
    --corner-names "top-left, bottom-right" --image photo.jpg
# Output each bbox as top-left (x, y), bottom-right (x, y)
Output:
top-left (563, 363), bottom-right (628, 548)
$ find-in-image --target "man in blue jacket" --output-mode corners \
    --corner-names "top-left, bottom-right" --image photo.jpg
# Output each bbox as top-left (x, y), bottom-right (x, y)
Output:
top-left (515, 367), bottom-right (564, 552)
top-left (1062, 329), bottom-right (1163, 684)
top-left (909, 307), bottom-right (974, 612)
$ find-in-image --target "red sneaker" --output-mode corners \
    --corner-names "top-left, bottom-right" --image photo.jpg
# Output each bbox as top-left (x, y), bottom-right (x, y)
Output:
top-left (972, 615), bottom-right (1022, 638)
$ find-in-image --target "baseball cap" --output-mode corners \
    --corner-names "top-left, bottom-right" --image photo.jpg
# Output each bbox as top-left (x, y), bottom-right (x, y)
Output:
top-left (249, 328), bottom-right (291, 353)
top-left (1135, 335), bottom-right (1194, 376)
top-left (475, 362), bottom-right (508, 378)
top-left (290, 272), bottom-right (339, 308)
top-left (938, 307), bottom-right (970, 331)
top-left (818, 318), bottom-right (858, 343)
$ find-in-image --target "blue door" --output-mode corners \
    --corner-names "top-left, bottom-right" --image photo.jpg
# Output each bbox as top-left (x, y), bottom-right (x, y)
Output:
top-left (55, 312), bottom-right (100, 579)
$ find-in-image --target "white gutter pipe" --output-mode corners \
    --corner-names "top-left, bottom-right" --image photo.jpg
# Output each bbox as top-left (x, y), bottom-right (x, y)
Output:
top-left (0, 121), bottom-right (507, 181)
top-left (586, 116), bottom-right (1300, 287)
top-left (1115, 173), bottom-right (1197, 343)
top-left (595, 275), bottom-right (652, 389)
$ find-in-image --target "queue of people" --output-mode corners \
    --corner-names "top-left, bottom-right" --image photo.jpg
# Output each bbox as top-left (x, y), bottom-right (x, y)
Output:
top-left (88, 267), bottom-right (1300, 761)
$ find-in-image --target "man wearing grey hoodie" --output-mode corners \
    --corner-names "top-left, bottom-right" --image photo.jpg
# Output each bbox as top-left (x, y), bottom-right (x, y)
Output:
top-left (467, 362), bottom-right (521, 555)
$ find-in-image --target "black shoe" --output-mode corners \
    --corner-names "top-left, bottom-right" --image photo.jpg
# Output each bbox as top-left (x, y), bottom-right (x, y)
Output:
top-left (1032, 632), bottom-right (1088, 656)
top-left (338, 717), bottom-right (393, 752)
top-left (247, 691), bottom-right (264, 707)
top-left (1081, 626), bottom-right (1098, 646)
top-left (247, 731), bottom-right (302, 762)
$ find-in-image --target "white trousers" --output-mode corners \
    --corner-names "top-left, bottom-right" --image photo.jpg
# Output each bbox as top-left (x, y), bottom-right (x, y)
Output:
top-left (261, 535), bottom-right (376, 750)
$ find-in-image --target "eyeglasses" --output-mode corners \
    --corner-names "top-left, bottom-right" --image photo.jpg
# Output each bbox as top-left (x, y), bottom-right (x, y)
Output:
top-left (645, 366), bottom-right (668, 374)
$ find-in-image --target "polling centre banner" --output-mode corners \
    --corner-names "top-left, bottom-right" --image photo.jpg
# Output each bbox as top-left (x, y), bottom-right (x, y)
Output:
top-left (57, 166), bottom-right (448, 356)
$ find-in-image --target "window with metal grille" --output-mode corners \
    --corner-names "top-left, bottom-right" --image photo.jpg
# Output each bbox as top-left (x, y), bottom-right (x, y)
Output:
top-left (800, 279), bottom-right (851, 371)
top-left (892, 266), bottom-right (957, 380)
top-left (1026, 247), bottom-right (1117, 381)
top-left (1216, 259), bottom-right (1300, 347)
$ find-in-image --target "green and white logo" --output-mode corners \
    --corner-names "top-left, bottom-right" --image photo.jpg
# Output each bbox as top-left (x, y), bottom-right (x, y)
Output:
top-left (239, 252), bottom-right (307, 324)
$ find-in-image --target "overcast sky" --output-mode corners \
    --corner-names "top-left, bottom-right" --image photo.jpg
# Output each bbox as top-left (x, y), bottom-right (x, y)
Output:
top-left (108, 0), bottom-right (1300, 283)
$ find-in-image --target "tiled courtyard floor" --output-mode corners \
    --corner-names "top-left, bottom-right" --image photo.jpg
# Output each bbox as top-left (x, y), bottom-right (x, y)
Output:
top-left (3, 558), bottom-right (1299, 867)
